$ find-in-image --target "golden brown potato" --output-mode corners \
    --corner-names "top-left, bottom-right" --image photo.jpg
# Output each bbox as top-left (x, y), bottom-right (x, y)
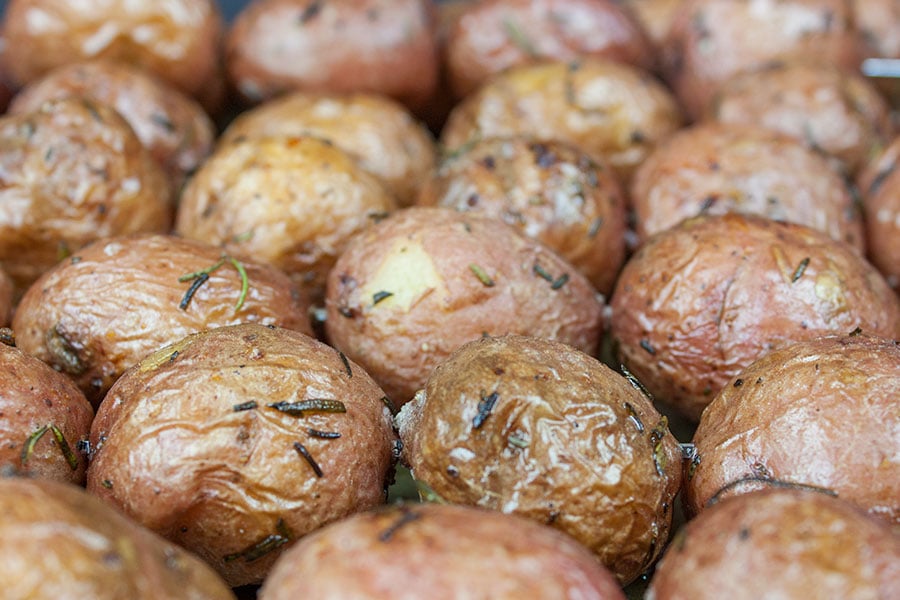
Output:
top-left (176, 135), bottom-right (398, 306)
top-left (858, 136), bottom-right (900, 289)
top-left (260, 503), bottom-right (626, 600)
top-left (647, 489), bottom-right (900, 600)
top-left (87, 323), bottom-right (397, 587)
top-left (219, 92), bottom-right (436, 207)
top-left (0, 343), bottom-right (93, 485)
top-left (441, 58), bottom-right (683, 184)
top-left (444, 0), bottom-right (655, 98)
top-left (325, 207), bottom-right (604, 406)
top-left (226, 0), bottom-right (439, 113)
top-left (615, 0), bottom-right (683, 48)
top-left (10, 60), bottom-right (216, 190)
top-left (0, 267), bottom-right (11, 327)
top-left (629, 123), bottom-right (864, 249)
top-left (12, 234), bottom-right (312, 406)
top-left (418, 136), bottom-right (627, 295)
top-left (0, 477), bottom-right (236, 599)
top-left (398, 334), bottom-right (682, 585)
top-left (684, 334), bottom-right (900, 524)
top-left (661, 0), bottom-right (861, 119)
top-left (0, 97), bottom-right (172, 297)
top-left (610, 213), bottom-right (900, 421)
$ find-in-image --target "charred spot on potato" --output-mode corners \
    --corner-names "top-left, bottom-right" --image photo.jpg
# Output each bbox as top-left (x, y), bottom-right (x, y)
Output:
top-left (293, 442), bottom-right (323, 477)
top-left (225, 519), bottom-right (292, 563)
top-left (738, 527), bottom-right (750, 540)
top-left (45, 324), bottom-right (86, 375)
top-left (378, 507), bottom-right (422, 542)
top-left (529, 143), bottom-right (557, 169)
top-left (848, 326), bottom-right (863, 336)
top-left (733, 379), bottom-right (744, 388)
top-left (472, 391), bottom-right (499, 429)
top-left (446, 465), bottom-right (459, 478)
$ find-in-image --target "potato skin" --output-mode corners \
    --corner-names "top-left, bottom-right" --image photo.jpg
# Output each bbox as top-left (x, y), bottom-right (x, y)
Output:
top-left (260, 503), bottom-right (626, 600)
top-left (87, 324), bottom-right (397, 587)
top-left (0, 267), bottom-right (11, 327)
top-left (12, 234), bottom-right (312, 406)
top-left (418, 136), bottom-right (627, 295)
top-left (398, 334), bottom-right (682, 585)
top-left (856, 0), bottom-right (900, 107)
top-left (325, 207), bottom-right (604, 406)
top-left (610, 213), bottom-right (900, 421)
top-left (629, 123), bottom-right (864, 249)
top-left (647, 489), bottom-right (900, 600)
top-left (0, 344), bottom-right (93, 484)
top-left (684, 334), bottom-right (900, 524)
top-left (616, 0), bottom-right (682, 48)
top-left (858, 136), bottom-right (900, 289)
top-left (0, 477), bottom-right (235, 599)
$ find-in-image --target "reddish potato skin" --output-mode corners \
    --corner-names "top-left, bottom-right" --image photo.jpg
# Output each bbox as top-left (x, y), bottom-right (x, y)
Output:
top-left (260, 503), bottom-right (626, 600)
top-left (610, 214), bottom-right (900, 421)
top-left (0, 344), bottom-right (92, 484)
top-left (13, 234), bottom-right (312, 406)
top-left (325, 207), bottom-right (604, 407)
top-left (0, 478), bottom-right (235, 599)
top-left (398, 335), bottom-right (682, 585)
top-left (858, 136), bottom-right (900, 289)
top-left (87, 324), bottom-right (397, 587)
top-left (445, 0), bottom-right (655, 98)
top-left (647, 489), bottom-right (900, 600)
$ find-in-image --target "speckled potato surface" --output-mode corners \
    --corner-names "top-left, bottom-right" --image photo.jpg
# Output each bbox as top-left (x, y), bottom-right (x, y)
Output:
top-left (398, 334), bottom-right (682, 585)
top-left (325, 207), bottom-right (604, 406)
top-left (0, 477), bottom-right (236, 600)
top-left (418, 136), bottom-right (627, 295)
top-left (86, 324), bottom-right (397, 587)
top-left (610, 213), bottom-right (900, 421)
top-left (260, 503), bottom-right (626, 600)
top-left (12, 234), bottom-right (312, 406)
top-left (858, 136), bottom-right (900, 289)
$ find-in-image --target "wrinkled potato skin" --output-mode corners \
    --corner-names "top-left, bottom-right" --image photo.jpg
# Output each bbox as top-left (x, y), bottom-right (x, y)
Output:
top-left (685, 335), bottom-right (900, 524)
top-left (647, 489), bottom-right (900, 600)
top-left (260, 503), bottom-right (626, 600)
top-left (418, 137), bottom-right (627, 295)
top-left (219, 92), bottom-right (435, 207)
top-left (441, 59), bottom-right (683, 184)
top-left (445, 0), bottom-right (655, 98)
top-left (0, 98), bottom-right (172, 297)
top-left (226, 0), bottom-right (439, 112)
top-left (176, 135), bottom-right (397, 305)
top-left (87, 324), bottom-right (397, 587)
top-left (858, 136), bottom-right (900, 289)
top-left (398, 335), bottom-right (682, 585)
top-left (610, 214), bottom-right (900, 421)
top-left (13, 234), bottom-right (312, 406)
top-left (707, 61), bottom-right (893, 175)
top-left (615, 0), bottom-right (683, 47)
top-left (0, 478), bottom-right (235, 600)
top-left (0, 344), bottom-right (92, 484)
top-left (630, 123), bottom-right (864, 249)
top-left (325, 207), bottom-right (604, 406)
top-left (10, 60), bottom-right (216, 190)
top-left (0, 268), bottom-right (11, 327)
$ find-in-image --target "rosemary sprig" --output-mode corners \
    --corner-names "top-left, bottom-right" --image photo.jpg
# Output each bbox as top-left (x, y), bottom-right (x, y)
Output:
top-left (21, 424), bottom-right (78, 470)
top-left (178, 255), bottom-right (249, 313)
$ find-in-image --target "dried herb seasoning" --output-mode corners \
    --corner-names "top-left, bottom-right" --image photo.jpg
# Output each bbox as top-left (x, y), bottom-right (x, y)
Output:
top-left (267, 399), bottom-right (347, 416)
top-left (21, 424), bottom-right (78, 470)
top-left (293, 442), bottom-right (323, 477)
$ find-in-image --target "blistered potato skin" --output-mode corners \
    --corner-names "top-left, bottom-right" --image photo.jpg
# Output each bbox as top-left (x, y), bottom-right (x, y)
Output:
top-left (0, 98), bottom-right (172, 297)
top-left (260, 503), bottom-right (626, 600)
top-left (647, 489), bottom-right (900, 600)
top-left (418, 136), bottom-right (627, 295)
top-left (0, 344), bottom-right (93, 484)
top-left (398, 335), bottom-right (682, 585)
top-left (219, 92), bottom-right (436, 207)
top-left (685, 334), bottom-right (900, 524)
top-left (0, 478), bottom-right (235, 600)
top-left (325, 207), bottom-right (604, 406)
top-left (610, 214), bottom-right (900, 421)
top-left (858, 136), bottom-right (900, 289)
top-left (87, 324), bottom-right (397, 587)
top-left (13, 234), bottom-right (312, 406)
top-left (630, 123), bottom-right (864, 249)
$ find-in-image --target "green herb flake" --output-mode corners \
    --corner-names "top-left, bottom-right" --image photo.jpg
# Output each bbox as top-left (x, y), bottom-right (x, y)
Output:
top-left (22, 424), bottom-right (78, 470)
top-left (532, 263), bottom-right (554, 282)
top-left (588, 217), bottom-right (604, 238)
top-left (791, 257), bottom-right (810, 283)
top-left (224, 520), bottom-right (292, 563)
top-left (551, 273), bottom-right (569, 290)
top-left (178, 255), bottom-right (249, 313)
top-left (414, 480), bottom-right (447, 505)
top-left (233, 401), bottom-right (258, 412)
top-left (293, 442), bottom-right (323, 477)
top-left (267, 399), bottom-right (347, 416)
top-left (469, 264), bottom-right (495, 287)
top-left (372, 290), bottom-right (393, 305)
top-left (337, 350), bottom-right (352, 377)
top-left (508, 434), bottom-right (529, 449)
top-left (503, 18), bottom-right (538, 57)
top-left (473, 391), bottom-right (499, 429)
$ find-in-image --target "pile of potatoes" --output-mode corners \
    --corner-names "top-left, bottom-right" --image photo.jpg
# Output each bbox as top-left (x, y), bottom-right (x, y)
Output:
top-left (0, 0), bottom-right (897, 597)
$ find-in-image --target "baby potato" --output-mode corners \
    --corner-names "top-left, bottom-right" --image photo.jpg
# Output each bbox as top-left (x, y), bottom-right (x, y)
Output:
top-left (858, 136), bottom-right (900, 289)
top-left (86, 323), bottom-right (397, 587)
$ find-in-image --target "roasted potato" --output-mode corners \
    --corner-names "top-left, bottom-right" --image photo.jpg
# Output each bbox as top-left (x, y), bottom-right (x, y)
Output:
top-left (418, 136), bottom-right (627, 295)
top-left (855, 0), bottom-right (900, 108)
top-left (260, 503), bottom-right (626, 600)
top-left (176, 135), bottom-right (398, 306)
top-left (0, 343), bottom-right (93, 485)
top-left (615, 0), bottom-right (683, 48)
top-left (684, 333), bottom-right (900, 524)
top-left (0, 97), bottom-right (172, 297)
top-left (647, 488), bottom-right (900, 600)
top-left (0, 267), bottom-right (11, 327)
top-left (398, 334), bottom-right (682, 585)
top-left (87, 323), bottom-right (397, 587)
top-left (858, 136), bottom-right (900, 289)
top-left (0, 477), bottom-right (235, 599)
top-left (325, 207), bottom-right (604, 406)
top-left (629, 123), bottom-right (864, 249)
top-left (610, 213), bottom-right (900, 421)
top-left (13, 234), bottom-right (312, 406)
